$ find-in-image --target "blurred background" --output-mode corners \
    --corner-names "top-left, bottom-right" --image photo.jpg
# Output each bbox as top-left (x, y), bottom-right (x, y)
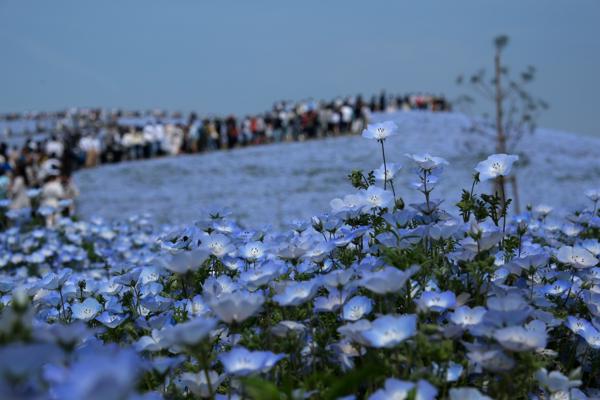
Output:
top-left (1, 0), bottom-right (599, 134)
top-left (1, 0), bottom-right (598, 226)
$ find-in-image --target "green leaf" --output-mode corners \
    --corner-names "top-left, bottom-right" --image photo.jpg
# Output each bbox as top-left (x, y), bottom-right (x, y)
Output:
top-left (242, 377), bottom-right (284, 400)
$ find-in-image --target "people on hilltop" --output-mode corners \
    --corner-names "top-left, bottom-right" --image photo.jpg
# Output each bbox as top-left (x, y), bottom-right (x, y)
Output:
top-left (0, 91), bottom-right (450, 213)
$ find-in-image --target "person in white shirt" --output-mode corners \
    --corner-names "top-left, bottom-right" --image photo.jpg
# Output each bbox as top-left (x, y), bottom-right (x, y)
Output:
top-left (45, 136), bottom-right (64, 158)
top-left (41, 173), bottom-right (65, 227)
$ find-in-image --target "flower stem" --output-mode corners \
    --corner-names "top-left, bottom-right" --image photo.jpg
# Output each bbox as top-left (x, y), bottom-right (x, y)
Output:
top-left (379, 140), bottom-right (388, 190)
top-left (389, 179), bottom-right (397, 202)
top-left (499, 176), bottom-right (507, 239)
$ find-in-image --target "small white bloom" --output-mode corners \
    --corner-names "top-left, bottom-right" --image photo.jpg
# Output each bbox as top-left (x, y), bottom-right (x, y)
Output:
top-left (71, 298), bottom-right (102, 321)
top-left (361, 121), bottom-right (398, 141)
top-left (361, 186), bottom-right (394, 210)
top-left (342, 296), bottom-right (373, 321)
top-left (474, 154), bottom-right (519, 181)
top-left (406, 153), bottom-right (449, 170)
top-left (557, 246), bottom-right (598, 269)
top-left (374, 163), bottom-right (401, 181)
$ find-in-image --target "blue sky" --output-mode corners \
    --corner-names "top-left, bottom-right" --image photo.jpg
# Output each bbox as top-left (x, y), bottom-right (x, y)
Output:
top-left (1, 1), bottom-right (598, 135)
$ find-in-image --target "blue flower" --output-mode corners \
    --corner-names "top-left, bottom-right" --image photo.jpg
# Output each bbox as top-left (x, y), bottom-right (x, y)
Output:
top-left (273, 279), bottom-right (321, 306)
top-left (449, 306), bottom-right (487, 328)
top-left (162, 317), bottom-right (218, 347)
top-left (70, 297), bottom-right (102, 321)
top-left (417, 290), bottom-right (456, 313)
top-left (218, 347), bottom-right (285, 376)
top-left (342, 296), bottom-right (373, 321)
top-left (370, 378), bottom-right (437, 400)
top-left (361, 186), bottom-right (394, 211)
top-left (474, 154), bottom-right (519, 181)
top-left (361, 314), bottom-right (417, 348)
top-left (209, 290), bottom-right (264, 323)
top-left (557, 245), bottom-right (598, 269)
top-left (359, 265), bottom-right (419, 295)
top-left (406, 153), bottom-right (449, 171)
top-left (361, 121), bottom-right (398, 141)
top-left (494, 320), bottom-right (547, 352)
top-left (96, 311), bottom-right (126, 328)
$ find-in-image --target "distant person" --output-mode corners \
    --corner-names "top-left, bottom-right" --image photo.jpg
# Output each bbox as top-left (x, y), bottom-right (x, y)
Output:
top-left (60, 174), bottom-right (79, 216)
top-left (0, 167), bottom-right (9, 200)
top-left (41, 173), bottom-right (65, 226)
top-left (9, 163), bottom-right (31, 210)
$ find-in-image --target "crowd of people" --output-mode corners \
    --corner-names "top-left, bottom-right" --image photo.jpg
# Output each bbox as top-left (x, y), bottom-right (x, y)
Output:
top-left (0, 91), bottom-right (449, 221)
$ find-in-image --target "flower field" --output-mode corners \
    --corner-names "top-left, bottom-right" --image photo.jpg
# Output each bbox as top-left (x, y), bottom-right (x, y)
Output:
top-left (73, 111), bottom-right (600, 228)
top-left (1, 120), bottom-right (600, 399)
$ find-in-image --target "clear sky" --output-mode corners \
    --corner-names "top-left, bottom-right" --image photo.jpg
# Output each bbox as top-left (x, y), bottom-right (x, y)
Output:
top-left (0, 1), bottom-right (598, 135)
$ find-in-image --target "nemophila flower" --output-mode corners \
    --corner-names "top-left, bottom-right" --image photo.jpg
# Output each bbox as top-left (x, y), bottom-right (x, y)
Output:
top-left (405, 153), bottom-right (449, 171)
top-left (166, 249), bottom-right (210, 274)
top-left (581, 239), bottom-right (600, 256)
top-left (183, 295), bottom-right (210, 317)
top-left (209, 290), bottom-right (264, 323)
top-left (474, 153), bottom-right (519, 181)
top-left (486, 294), bottom-right (531, 326)
top-left (557, 246), bottom-right (598, 268)
top-left (342, 296), bottom-right (373, 321)
top-left (446, 361), bottom-right (464, 382)
top-left (239, 241), bottom-right (266, 262)
top-left (271, 320), bottom-right (308, 338)
top-left (97, 279), bottom-right (122, 296)
top-left (490, 267), bottom-right (509, 285)
top-left (585, 188), bottom-right (600, 202)
top-left (212, 219), bottom-right (239, 234)
top-left (361, 186), bottom-right (394, 211)
top-left (449, 388), bottom-right (493, 400)
top-left (416, 290), bottom-right (456, 312)
top-left (203, 275), bottom-right (239, 299)
top-left (322, 268), bottom-right (354, 288)
top-left (70, 297), bottom-right (102, 321)
top-left (314, 288), bottom-right (352, 313)
top-left (466, 346), bottom-right (515, 372)
top-left (369, 378), bottom-right (437, 400)
top-left (493, 320), bottom-right (547, 352)
top-left (39, 269), bottom-right (71, 290)
top-left (135, 329), bottom-right (167, 352)
top-left (138, 266), bottom-right (162, 285)
top-left (337, 319), bottom-right (374, 346)
top-left (50, 346), bottom-right (142, 400)
top-left (238, 261), bottom-right (286, 290)
top-left (218, 347), bottom-right (285, 376)
top-left (96, 311), bottom-right (126, 328)
top-left (334, 226), bottom-right (370, 247)
top-left (330, 194), bottom-right (367, 214)
top-left (176, 371), bottom-right (224, 398)
top-left (273, 279), bottom-right (321, 306)
top-left (162, 317), bottom-right (217, 347)
top-left (533, 204), bottom-right (554, 218)
top-left (36, 322), bottom-right (95, 349)
top-left (361, 314), bottom-right (417, 348)
top-left (302, 240), bottom-right (336, 262)
top-left (541, 280), bottom-right (571, 297)
top-left (565, 316), bottom-right (595, 337)
top-left (359, 265), bottom-right (419, 295)
top-left (581, 327), bottom-right (600, 349)
top-left (509, 251), bottom-right (550, 274)
top-left (201, 233), bottom-right (235, 257)
top-left (536, 368), bottom-right (582, 394)
top-left (361, 121), bottom-right (398, 141)
top-left (374, 163), bottom-right (402, 181)
top-left (221, 255), bottom-right (245, 272)
top-left (562, 223), bottom-right (583, 237)
top-left (449, 306), bottom-right (487, 328)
